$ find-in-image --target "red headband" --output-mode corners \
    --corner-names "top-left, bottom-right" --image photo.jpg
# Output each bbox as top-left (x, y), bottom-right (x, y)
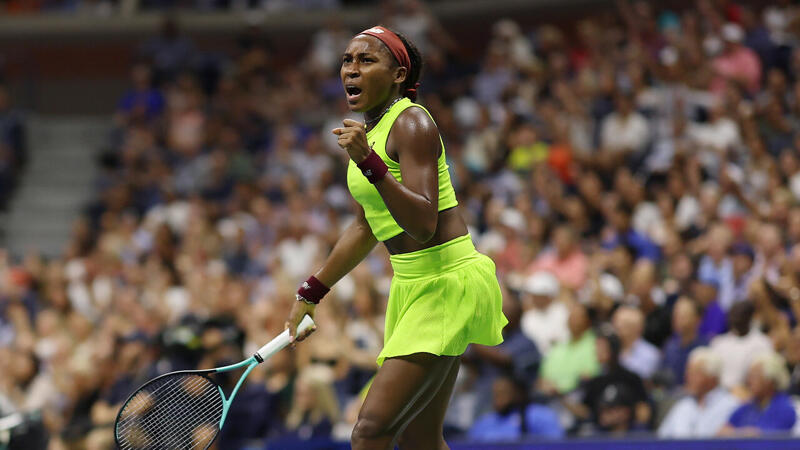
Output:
top-left (358, 26), bottom-right (420, 101)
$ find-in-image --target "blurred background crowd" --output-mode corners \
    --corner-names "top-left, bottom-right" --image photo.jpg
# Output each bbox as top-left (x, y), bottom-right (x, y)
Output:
top-left (4, 0), bottom-right (800, 448)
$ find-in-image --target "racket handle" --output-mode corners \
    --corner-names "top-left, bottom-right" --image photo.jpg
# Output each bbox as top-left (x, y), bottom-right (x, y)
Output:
top-left (253, 314), bottom-right (315, 363)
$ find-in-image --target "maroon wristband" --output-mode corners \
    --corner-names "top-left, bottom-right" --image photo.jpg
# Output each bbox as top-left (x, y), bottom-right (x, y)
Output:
top-left (357, 150), bottom-right (389, 183)
top-left (297, 276), bottom-right (329, 305)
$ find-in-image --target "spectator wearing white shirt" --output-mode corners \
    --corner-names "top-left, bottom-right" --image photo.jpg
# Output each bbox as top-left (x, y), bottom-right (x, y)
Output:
top-left (711, 301), bottom-right (773, 391)
top-left (686, 102), bottom-right (741, 173)
top-left (658, 347), bottom-right (740, 438)
top-left (600, 92), bottom-right (650, 156)
top-left (519, 271), bottom-right (568, 355)
top-left (613, 306), bottom-right (661, 380)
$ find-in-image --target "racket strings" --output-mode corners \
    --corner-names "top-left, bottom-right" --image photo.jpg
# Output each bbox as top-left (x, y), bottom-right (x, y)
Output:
top-left (116, 373), bottom-right (224, 450)
top-left (120, 375), bottom-right (221, 447)
top-left (118, 375), bottom-right (222, 449)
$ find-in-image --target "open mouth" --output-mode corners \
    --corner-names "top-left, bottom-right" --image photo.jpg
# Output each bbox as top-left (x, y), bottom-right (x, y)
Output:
top-left (345, 86), bottom-right (362, 103)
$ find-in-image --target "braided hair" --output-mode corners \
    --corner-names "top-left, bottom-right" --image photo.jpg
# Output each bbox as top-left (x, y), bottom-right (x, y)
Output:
top-left (387, 28), bottom-right (423, 101)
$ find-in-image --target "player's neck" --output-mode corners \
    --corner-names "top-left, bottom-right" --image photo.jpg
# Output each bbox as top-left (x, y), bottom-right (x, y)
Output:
top-left (364, 95), bottom-right (402, 131)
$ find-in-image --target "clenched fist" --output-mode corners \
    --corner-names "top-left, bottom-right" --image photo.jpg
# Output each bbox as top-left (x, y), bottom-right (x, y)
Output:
top-left (332, 119), bottom-right (372, 163)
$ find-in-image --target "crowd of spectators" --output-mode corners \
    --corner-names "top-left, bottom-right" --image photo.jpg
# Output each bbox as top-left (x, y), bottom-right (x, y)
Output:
top-left (0, 0), bottom-right (354, 16)
top-left (4, 0), bottom-right (800, 447)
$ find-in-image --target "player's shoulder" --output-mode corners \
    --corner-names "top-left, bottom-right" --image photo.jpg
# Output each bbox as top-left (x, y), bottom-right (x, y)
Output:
top-left (393, 103), bottom-right (437, 138)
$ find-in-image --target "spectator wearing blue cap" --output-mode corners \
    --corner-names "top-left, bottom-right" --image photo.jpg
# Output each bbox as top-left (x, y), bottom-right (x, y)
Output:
top-left (692, 272), bottom-right (728, 339)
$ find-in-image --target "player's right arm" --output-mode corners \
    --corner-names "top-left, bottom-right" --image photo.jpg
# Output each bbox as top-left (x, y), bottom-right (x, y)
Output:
top-left (286, 203), bottom-right (377, 341)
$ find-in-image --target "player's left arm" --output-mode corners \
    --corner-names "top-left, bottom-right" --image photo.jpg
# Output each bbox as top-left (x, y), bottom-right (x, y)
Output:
top-left (333, 108), bottom-right (440, 243)
top-left (376, 107), bottom-right (440, 242)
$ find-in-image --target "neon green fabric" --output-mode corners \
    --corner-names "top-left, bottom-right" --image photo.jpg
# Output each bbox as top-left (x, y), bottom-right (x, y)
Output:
top-left (377, 234), bottom-right (508, 366)
top-left (346, 97), bottom-right (459, 241)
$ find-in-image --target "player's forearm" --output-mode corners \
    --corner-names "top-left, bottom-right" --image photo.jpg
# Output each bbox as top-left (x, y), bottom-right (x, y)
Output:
top-left (313, 216), bottom-right (378, 288)
top-left (374, 176), bottom-right (438, 242)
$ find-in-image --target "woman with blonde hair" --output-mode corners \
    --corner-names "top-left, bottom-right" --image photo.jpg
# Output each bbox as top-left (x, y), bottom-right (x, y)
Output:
top-left (283, 368), bottom-right (340, 440)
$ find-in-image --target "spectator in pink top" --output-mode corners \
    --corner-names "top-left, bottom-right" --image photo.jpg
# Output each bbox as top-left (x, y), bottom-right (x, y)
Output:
top-left (712, 23), bottom-right (762, 95)
top-left (527, 224), bottom-right (588, 291)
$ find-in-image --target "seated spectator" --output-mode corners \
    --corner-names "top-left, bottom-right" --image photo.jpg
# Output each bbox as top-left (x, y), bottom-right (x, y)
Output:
top-left (711, 301), bottom-right (773, 391)
top-left (282, 368), bottom-right (339, 441)
top-left (479, 208), bottom-right (528, 276)
top-left (658, 347), bottom-right (740, 438)
top-left (730, 242), bottom-right (757, 306)
top-left (539, 302), bottom-right (599, 394)
top-left (467, 285), bottom-right (541, 419)
top-left (719, 352), bottom-right (796, 436)
top-left (575, 328), bottom-right (651, 433)
top-left (660, 297), bottom-right (709, 387)
top-left (626, 260), bottom-right (672, 348)
top-left (613, 306), bottom-right (660, 380)
top-left (115, 63), bottom-right (165, 126)
top-left (140, 17), bottom-right (197, 85)
top-left (711, 22), bottom-right (762, 95)
top-left (519, 271), bottom-right (568, 354)
top-left (601, 203), bottom-right (661, 263)
top-left (468, 376), bottom-right (563, 442)
top-left (526, 225), bottom-right (588, 290)
top-left (599, 91), bottom-right (650, 159)
top-left (342, 283), bottom-right (384, 395)
top-left (696, 224), bottom-right (735, 311)
top-left (692, 273), bottom-right (727, 339)
top-left (580, 272), bottom-right (624, 324)
top-left (592, 383), bottom-right (643, 436)
top-left (472, 284), bottom-right (541, 381)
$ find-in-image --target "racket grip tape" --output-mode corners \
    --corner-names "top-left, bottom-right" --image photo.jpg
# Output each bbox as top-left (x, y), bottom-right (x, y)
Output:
top-left (253, 314), bottom-right (315, 363)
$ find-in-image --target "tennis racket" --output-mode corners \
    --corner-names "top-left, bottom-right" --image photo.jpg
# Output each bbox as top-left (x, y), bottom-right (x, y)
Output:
top-left (114, 314), bottom-right (315, 450)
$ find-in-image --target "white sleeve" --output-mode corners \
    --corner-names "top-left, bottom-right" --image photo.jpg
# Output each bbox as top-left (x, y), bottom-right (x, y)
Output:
top-left (657, 401), bottom-right (682, 438)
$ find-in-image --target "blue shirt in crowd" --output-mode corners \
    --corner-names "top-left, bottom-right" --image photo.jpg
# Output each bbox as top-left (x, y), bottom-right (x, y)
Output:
top-left (698, 301), bottom-right (727, 338)
top-left (602, 230), bottom-right (661, 262)
top-left (697, 256), bottom-right (735, 312)
top-left (728, 393), bottom-right (797, 432)
top-left (468, 404), bottom-right (564, 442)
top-left (118, 89), bottom-right (165, 119)
top-left (661, 333), bottom-right (709, 386)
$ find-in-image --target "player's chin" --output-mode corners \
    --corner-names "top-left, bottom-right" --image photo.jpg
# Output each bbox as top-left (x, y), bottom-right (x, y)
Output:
top-left (345, 92), bottom-right (368, 112)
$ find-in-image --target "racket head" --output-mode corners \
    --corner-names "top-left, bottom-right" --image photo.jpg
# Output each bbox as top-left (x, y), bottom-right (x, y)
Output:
top-left (115, 371), bottom-right (224, 450)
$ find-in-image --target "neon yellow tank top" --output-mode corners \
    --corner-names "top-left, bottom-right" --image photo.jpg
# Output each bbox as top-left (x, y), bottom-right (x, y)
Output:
top-left (346, 97), bottom-right (459, 241)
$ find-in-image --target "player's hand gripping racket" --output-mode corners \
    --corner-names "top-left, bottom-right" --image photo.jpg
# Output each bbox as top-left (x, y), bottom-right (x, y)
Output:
top-left (114, 314), bottom-right (315, 450)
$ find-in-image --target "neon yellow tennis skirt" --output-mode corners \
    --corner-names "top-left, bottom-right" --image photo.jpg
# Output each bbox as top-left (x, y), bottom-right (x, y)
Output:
top-left (377, 234), bottom-right (508, 366)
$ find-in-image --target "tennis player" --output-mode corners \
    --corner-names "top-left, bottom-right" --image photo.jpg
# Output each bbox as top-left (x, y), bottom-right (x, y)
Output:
top-left (286, 25), bottom-right (507, 449)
